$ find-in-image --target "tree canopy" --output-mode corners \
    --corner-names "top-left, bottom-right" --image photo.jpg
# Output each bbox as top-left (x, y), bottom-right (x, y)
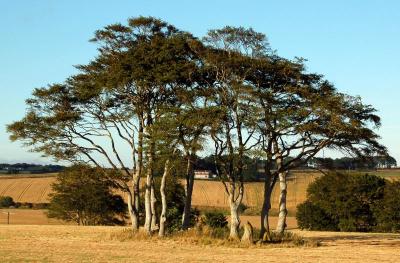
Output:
top-left (7, 16), bottom-right (387, 240)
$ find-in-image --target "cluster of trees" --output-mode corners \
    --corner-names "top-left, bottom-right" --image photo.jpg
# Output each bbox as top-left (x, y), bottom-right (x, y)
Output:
top-left (309, 156), bottom-right (397, 170)
top-left (297, 172), bottom-right (400, 232)
top-left (0, 163), bottom-right (65, 174)
top-left (0, 196), bottom-right (16, 208)
top-left (7, 17), bottom-right (386, 240)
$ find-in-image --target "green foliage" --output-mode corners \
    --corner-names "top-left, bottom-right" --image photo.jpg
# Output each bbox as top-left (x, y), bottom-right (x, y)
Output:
top-left (47, 164), bottom-right (127, 225)
top-left (204, 212), bottom-right (228, 229)
top-left (297, 172), bottom-right (388, 232)
top-left (296, 201), bottom-right (338, 231)
top-left (373, 181), bottom-right (400, 232)
top-left (310, 172), bottom-right (385, 231)
top-left (0, 196), bottom-right (15, 208)
top-left (165, 207), bottom-right (200, 232)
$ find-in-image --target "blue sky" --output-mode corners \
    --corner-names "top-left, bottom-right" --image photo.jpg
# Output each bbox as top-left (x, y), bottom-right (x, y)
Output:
top-left (0, 0), bottom-right (399, 164)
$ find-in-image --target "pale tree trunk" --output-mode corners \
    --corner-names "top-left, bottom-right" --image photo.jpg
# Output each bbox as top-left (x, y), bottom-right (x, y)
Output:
top-left (228, 182), bottom-right (243, 240)
top-left (241, 221), bottom-right (254, 244)
top-left (144, 113), bottom-right (155, 235)
top-left (144, 147), bottom-right (154, 235)
top-left (276, 171), bottom-right (288, 234)
top-left (132, 122), bottom-right (144, 227)
top-left (150, 180), bottom-right (158, 231)
top-left (159, 160), bottom-right (171, 237)
top-left (181, 157), bottom-right (194, 230)
top-left (229, 199), bottom-right (240, 240)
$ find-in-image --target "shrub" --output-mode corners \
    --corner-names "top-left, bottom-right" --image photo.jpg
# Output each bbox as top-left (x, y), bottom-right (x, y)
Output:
top-left (0, 196), bottom-right (15, 208)
top-left (373, 181), bottom-right (400, 232)
top-left (204, 212), bottom-right (228, 229)
top-left (297, 172), bottom-right (386, 232)
top-left (237, 203), bottom-right (248, 214)
top-left (296, 201), bottom-right (338, 231)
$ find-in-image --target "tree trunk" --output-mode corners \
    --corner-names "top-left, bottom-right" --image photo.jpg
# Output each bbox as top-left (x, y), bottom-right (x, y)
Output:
top-left (260, 185), bottom-right (272, 241)
top-left (144, 156), bottom-right (153, 235)
top-left (159, 160), bottom-right (170, 237)
top-left (181, 157), bottom-right (194, 230)
top-left (127, 190), bottom-right (139, 231)
top-left (144, 113), bottom-right (155, 235)
top-left (276, 171), bottom-right (288, 234)
top-left (260, 169), bottom-right (278, 241)
top-left (241, 221), bottom-right (254, 244)
top-left (227, 181), bottom-right (243, 241)
top-left (150, 179), bottom-right (158, 231)
top-left (229, 197), bottom-right (241, 240)
top-left (135, 120), bottom-right (144, 214)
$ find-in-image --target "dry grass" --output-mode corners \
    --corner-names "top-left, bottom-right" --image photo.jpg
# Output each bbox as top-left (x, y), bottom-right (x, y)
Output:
top-left (0, 208), bottom-right (297, 231)
top-left (108, 227), bottom-right (318, 248)
top-left (0, 225), bottom-right (399, 262)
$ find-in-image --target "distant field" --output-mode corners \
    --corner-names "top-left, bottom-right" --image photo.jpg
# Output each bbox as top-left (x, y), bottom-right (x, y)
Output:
top-left (374, 169), bottom-right (400, 179)
top-left (0, 169), bottom-right (398, 210)
top-left (0, 208), bottom-right (297, 229)
top-left (0, 172), bottom-right (320, 213)
top-left (0, 225), bottom-right (399, 262)
top-left (0, 209), bottom-right (66, 225)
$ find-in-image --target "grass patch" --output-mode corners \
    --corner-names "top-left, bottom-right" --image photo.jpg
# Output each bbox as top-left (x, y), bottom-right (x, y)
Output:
top-left (107, 227), bottom-right (320, 248)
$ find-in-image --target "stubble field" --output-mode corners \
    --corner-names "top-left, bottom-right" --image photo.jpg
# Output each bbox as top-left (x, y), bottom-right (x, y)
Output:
top-left (0, 225), bottom-right (399, 262)
top-left (0, 171), bottom-right (319, 209)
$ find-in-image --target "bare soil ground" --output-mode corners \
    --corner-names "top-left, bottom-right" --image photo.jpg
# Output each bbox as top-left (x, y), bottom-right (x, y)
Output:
top-left (0, 225), bottom-right (399, 262)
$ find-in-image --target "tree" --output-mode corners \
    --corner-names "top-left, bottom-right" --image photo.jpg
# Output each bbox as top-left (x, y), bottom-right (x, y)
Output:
top-left (88, 17), bottom-right (205, 234)
top-left (47, 165), bottom-right (127, 225)
top-left (202, 26), bottom-right (267, 240)
top-left (248, 54), bottom-right (386, 237)
top-left (7, 16), bottom-right (387, 241)
top-left (7, 16), bottom-right (203, 234)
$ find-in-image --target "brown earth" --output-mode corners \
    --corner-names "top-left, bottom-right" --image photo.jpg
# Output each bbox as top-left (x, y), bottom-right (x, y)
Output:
top-left (0, 225), bottom-right (399, 262)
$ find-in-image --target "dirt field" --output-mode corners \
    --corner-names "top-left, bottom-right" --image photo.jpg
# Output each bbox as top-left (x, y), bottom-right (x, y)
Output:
top-left (0, 225), bottom-right (399, 262)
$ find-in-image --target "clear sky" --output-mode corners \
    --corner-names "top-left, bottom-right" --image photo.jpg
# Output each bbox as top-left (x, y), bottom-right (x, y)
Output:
top-left (0, 0), bottom-right (399, 164)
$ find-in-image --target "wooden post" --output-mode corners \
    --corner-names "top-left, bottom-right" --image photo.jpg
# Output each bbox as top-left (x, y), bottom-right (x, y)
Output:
top-left (7, 211), bottom-right (10, 225)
